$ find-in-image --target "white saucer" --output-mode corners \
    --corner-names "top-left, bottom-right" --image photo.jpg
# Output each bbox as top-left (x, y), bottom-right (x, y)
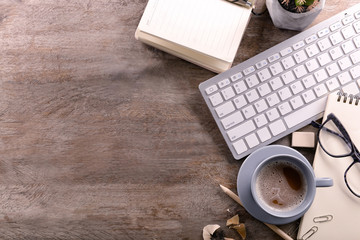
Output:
top-left (237, 145), bottom-right (311, 225)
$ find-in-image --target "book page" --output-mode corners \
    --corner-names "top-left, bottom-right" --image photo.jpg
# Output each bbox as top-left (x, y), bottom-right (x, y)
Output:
top-left (138, 0), bottom-right (251, 62)
top-left (298, 93), bottom-right (360, 240)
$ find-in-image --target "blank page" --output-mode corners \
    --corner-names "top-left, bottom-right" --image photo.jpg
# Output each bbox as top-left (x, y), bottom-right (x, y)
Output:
top-left (138, 0), bottom-right (251, 62)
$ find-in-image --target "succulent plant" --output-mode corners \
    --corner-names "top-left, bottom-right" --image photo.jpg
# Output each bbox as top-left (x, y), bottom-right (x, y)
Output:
top-left (280, 0), bottom-right (320, 13)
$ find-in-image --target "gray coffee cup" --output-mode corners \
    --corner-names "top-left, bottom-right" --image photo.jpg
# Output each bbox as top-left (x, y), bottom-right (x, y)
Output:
top-left (250, 154), bottom-right (333, 219)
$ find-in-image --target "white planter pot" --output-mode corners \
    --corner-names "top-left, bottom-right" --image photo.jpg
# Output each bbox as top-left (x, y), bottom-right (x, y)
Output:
top-left (266, 0), bottom-right (326, 31)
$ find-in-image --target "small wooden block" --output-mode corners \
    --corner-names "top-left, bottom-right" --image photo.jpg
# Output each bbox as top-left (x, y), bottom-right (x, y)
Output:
top-left (291, 132), bottom-right (315, 148)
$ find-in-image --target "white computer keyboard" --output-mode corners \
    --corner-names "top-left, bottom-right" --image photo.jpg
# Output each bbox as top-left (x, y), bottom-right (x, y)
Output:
top-left (199, 4), bottom-right (360, 160)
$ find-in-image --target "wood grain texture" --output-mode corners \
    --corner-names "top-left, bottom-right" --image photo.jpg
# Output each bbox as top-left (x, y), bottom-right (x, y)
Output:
top-left (0, 0), bottom-right (358, 239)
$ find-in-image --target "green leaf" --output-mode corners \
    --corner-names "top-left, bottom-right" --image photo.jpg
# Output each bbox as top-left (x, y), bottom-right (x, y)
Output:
top-left (295, 0), bottom-right (304, 7)
top-left (305, 0), bottom-right (315, 6)
top-left (295, 0), bottom-right (315, 7)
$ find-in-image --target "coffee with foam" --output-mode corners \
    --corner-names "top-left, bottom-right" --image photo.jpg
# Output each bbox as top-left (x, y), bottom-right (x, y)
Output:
top-left (255, 160), bottom-right (307, 211)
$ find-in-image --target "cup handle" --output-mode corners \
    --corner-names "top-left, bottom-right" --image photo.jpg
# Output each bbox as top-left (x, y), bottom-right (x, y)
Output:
top-left (315, 177), bottom-right (333, 187)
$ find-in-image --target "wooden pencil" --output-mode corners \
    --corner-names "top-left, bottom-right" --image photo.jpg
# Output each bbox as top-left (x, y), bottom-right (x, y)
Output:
top-left (219, 184), bottom-right (293, 240)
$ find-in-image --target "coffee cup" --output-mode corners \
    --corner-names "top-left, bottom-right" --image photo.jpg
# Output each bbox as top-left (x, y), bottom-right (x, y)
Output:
top-left (250, 154), bottom-right (333, 219)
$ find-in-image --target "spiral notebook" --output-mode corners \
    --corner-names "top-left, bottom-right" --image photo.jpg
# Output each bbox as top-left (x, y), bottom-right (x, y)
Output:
top-left (135, 0), bottom-right (253, 73)
top-left (298, 92), bottom-right (360, 240)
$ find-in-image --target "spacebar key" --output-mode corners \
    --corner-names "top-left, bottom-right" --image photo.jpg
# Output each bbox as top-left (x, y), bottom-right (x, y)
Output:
top-left (284, 97), bottom-right (327, 129)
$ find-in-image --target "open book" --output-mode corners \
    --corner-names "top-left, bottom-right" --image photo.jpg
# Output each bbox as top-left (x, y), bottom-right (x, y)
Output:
top-left (135, 0), bottom-right (253, 73)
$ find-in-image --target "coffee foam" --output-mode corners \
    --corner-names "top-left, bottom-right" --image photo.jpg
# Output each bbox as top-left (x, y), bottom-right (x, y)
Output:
top-left (255, 160), bottom-right (307, 212)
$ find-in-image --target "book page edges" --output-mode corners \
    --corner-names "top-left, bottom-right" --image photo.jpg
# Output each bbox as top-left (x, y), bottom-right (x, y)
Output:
top-left (135, 28), bottom-right (232, 73)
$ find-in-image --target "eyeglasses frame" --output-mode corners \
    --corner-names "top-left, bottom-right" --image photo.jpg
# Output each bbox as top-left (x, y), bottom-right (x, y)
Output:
top-left (311, 113), bottom-right (360, 198)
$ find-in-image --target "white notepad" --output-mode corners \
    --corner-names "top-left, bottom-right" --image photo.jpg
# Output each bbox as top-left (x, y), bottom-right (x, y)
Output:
top-left (297, 92), bottom-right (360, 240)
top-left (135, 0), bottom-right (252, 73)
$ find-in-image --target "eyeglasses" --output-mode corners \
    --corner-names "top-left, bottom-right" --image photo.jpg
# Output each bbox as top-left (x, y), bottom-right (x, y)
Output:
top-left (311, 113), bottom-right (360, 198)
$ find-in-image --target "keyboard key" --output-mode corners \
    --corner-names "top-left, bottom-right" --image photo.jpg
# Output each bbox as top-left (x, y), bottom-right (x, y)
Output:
top-left (354, 21), bottom-right (360, 33)
top-left (218, 78), bottom-right (230, 88)
top-left (284, 97), bottom-right (327, 128)
top-left (215, 101), bottom-right (235, 118)
top-left (293, 65), bottom-right (307, 78)
top-left (350, 65), bottom-right (360, 79)
top-left (290, 96), bottom-right (304, 109)
top-left (356, 11), bottom-right (360, 19)
top-left (354, 36), bottom-right (360, 48)
top-left (254, 114), bottom-right (268, 128)
top-left (257, 83), bottom-right (271, 97)
top-left (281, 56), bottom-right (296, 69)
top-left (230, 72), bottom-right (243, 82)
top-left (317, 52), bottom-right (332, 66)
top-left (294, 50), bottom-right (308, 63)
top-left (326, 62), bottom-right (340, 76)
top-left (280, 47), bottom-right (293, 56)
top-left (350, 50), bottom-right (360, 64)
top-left (305, 59), bottom-right (320, 72)
top-left (338, 71), bottom-right (352, 85)
top-left (314, 68), bottom-right (328, 82)
top-left (234, 80), bottom-right (247, 94)
top-left (305, 34), bottom-right (318, 44)
top-left (338, 56), bottom-right (352, 70)
top-left (290, 81), bottom-right (304, 94)
top-left (342, 82), bottom-right (360, 95)
top-left (266, 108), bottom-right (280, 122)
top-left (233, 139), bottom-right (247, 155)
top-left (341, 40), bottom-right (356, 54)
top-left (278, 102), bottom-right (292, 115)
top-left (330, 32), bottom-right (344, 45)
top-left (266, 93), bottom-right (280, 107)
top-left (257, 68), bottom-right (272, 82)
top-left (281, 71), bottom-right (296, 84)
top-left (254, 99), bottom-right (268, 113)
top-left (227, 120), bottom-right (256, 141)
top-left (293, 40), bottom-right (305, 50)
top-left (302, 75), bottom-right (316, 89)
top-left (245, 89), bottom-right (259, 103)
top-left (269, 62), bottom-right (284, 75)
top-left (329, 46), bottom-right (344, 60)
top-left (326, 78), bottom-right (340, 91)
top-left (245, 75), bottom-right (259, 88)
top-left (269, 77), bottom-right (283, 90)
top-left (341, 25), bottom-right (356, 39)
top-left (242, 105), bottom-right (256, 119)
top-left (302, 89), bottom-right (316, 103)
top-left (221, 86), bottom-right (236, 100)
top-left (314, 84), bottom-right (328, 97)
top-left (278, 87), bottom-right (292, 101)
top-left (268, 53), bottom-right (280, 62)
top-left (318, 38), bottom-right (332, 51)
top-left (209, 92), bottom-right (223, 106)
top-left (243, 66), bottom-right (256, 75)
top-left (330, 21), bottom-right (342, 31)
top-left (342, 15), bottom-right (355, 25)
top-left (233, 95), bottom-right (247, 109)
top-left (257, 127), bottom-right (271, 142)
top-left (245, 133), bottom-right (260, 148)
top-left (305, 44), bottom-right (320, 58)
top-left (318, 28), bottom-right (330, 38)
top-left (269, 119), bottom-right (286, 136)
top-left (205, 85), bottom-right (218, 95)
top-left (221, 111), bottom-right (244, 130)
top-left (255, 59), bottom-right (268, 69)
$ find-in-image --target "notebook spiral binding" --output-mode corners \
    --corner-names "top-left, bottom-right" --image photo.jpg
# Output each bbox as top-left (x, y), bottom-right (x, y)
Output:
top-left (337, 91), bottom-right (360, 106)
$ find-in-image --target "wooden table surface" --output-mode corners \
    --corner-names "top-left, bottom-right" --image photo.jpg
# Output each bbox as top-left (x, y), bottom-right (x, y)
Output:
top-left (1, 0), bottom-right (359, 239)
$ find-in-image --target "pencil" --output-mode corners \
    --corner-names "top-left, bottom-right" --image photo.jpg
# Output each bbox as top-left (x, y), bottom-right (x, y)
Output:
top-left (219, 184), bottom-right (293, 240)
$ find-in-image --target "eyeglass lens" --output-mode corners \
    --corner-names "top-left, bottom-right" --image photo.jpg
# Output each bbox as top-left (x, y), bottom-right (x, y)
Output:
top-left (346, 162), bottom-right (360, 197)
top-left (319, 119), bottom-right (352, 156)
